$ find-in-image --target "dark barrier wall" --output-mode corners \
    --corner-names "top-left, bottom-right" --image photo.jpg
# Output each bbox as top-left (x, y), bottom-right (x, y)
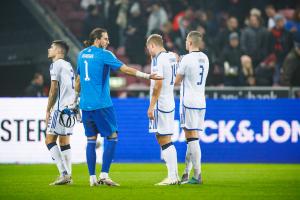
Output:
top-left (113, 99), bottom-right (300, 163)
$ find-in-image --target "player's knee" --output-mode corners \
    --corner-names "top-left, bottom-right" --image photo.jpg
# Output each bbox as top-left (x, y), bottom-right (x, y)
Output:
top-left (107, 132), bottom-right (118, 141)
top-left (45, 134), bottom-right (56, 145)
top-left (87, 136), bottom-right (97, 141)
top-left (185, 130), bottom-right (199, 139)
top-left (59, 140), bottom-right (69, 146)
top-left (59, 136), bottom-right (70, 146)
top-left (156, 135), bottom-right (171, 146)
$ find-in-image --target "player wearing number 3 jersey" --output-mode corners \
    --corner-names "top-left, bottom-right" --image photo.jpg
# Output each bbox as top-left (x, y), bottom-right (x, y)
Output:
top-left (75, 28), bottom-right (162, 187)
top-left (175, 31), bottom-right (209, 185)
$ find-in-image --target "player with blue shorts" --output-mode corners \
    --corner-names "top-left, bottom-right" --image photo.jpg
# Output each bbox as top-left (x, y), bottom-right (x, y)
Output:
top-left (72, 28), bottom-right (162, 186)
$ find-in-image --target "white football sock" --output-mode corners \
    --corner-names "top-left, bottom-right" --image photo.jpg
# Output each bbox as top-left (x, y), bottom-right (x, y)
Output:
top-left (49, 145), bottom-right (67, 176)
top-left (61, 147), bottom-right (72, 175)
top-left (184, 143), bottom-right (193, 175)
top-left (90, 175), bottom-right (97, 183)
top-left (188, 140), bottom-right (201, 178)
top-left (99, 172), bottom-right (108, 179)
top-left (162, 144), bottom-right (178, 180)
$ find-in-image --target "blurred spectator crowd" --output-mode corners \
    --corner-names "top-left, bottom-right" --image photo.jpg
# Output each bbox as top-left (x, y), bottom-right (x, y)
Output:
top-left (38, 0), bottom-right (300, 87)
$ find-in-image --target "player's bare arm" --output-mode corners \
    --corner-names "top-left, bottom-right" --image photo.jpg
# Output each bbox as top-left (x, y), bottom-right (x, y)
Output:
top-left (148, 80), bottom-right (162, 120)
top-left (119, 65), bottom-right (163, 80)
top-left (174, 74), bottom-right (184, 86)
top-left (46, 80), bottom-right (58, 124)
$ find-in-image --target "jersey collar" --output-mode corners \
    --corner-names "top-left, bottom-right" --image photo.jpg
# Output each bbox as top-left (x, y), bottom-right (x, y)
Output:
top-left (154, 51), bottom-right (168, 59)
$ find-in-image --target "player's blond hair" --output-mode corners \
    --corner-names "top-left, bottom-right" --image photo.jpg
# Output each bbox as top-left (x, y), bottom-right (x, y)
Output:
top-left (187, 31), bottom-right (202, 47)
top-left (146, 34), bottom-right (163, 47)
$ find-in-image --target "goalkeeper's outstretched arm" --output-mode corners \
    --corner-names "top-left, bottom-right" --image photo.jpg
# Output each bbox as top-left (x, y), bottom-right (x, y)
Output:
top-left (119, 65), bottom-right (163, 80)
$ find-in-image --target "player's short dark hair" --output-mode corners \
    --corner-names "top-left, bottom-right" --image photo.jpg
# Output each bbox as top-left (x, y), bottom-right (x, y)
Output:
top-left (52, 40), bottom-right (69, 55)
top-left (83, 28), bottom-right (107, 47)
top-left (187, 31), bottom-right (202, 47)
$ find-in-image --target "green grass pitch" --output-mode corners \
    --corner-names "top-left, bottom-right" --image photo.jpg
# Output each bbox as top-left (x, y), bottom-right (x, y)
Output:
top-left (0, 163), bottom-right (299, 200)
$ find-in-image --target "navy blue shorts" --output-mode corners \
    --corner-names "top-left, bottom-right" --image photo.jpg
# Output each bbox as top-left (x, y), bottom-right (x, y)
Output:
top-left (82, 106), bottom-right (118, 137)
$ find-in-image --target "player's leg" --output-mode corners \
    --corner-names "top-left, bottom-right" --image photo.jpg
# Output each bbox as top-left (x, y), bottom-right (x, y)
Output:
top-left (180, 104), bottom-right (193, 183)
top-left (87, 135), bottom-right (98, 186)
top-left (45, 134), bottom-right (71, 185)
top-left (59, 135), bottom-right (72, 175)
top-left (98, 132), bottom-right (119, 186)
top-left (180, 107), bottom-right (204, 184)
top-left (95, 107), bottom-right (119, 186)
top-left (45, 134), bottom-right (67, 175)
top-left (156, 135), bottom-right (179, 185)
top-left (82, 110), bottom-right (99, 186)
top-left (181, 140), bottom-right (193, 184)
top-left (184, 129), bottom-right (202, 184)
top-left (45, 110), bottom-right (71, 185)
top-left (150, 110), bottom-right (179, 185)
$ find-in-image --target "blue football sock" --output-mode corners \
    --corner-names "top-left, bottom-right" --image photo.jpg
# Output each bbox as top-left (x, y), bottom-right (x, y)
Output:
top-left (101, 138), bottom-right (117, 173)
top-left (86, 139), bottom-right (96, 176)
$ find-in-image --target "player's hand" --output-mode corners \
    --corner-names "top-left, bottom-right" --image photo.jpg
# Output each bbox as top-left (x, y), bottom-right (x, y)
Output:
top-left (149, 73), bottom-right (163, 80)
top-left (67, 101), bottom-right (78, 110)
top-left (147, 107), bottom-right (154, 120)
top-left (45, 111), bottom-right (50, 125)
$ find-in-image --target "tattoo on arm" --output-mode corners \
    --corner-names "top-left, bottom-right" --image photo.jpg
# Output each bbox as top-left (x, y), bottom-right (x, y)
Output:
top-left (46, 80), bottom-right (58, 112)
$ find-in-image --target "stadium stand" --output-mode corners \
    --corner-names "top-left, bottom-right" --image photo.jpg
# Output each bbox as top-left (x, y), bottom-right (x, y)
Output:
top-left (0, 0), bottom-right (52, 96)
top-left (1, 0), bottom-right (300, 97)
top-left (38, 0), bottom-right (86, 39)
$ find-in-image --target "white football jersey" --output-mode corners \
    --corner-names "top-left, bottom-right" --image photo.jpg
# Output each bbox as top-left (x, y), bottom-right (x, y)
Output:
top-left (150, 51), bottom-right (177, 112)
top-left (49, 59), bottom-right (76, 111)
top-left (178, 51), bottom-right (209, 109)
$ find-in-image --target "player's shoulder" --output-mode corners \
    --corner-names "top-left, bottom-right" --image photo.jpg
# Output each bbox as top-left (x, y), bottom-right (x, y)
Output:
top-left (189, 51), bottom-right (209, 61)
top-left (102, 49), bottom-right (117, 58)
top-left (179, 53), bottom-right (189, 63)
top-left (156, 51), bottom-right (176, 63)
top-left (167, 51), bottom-right (178, 60)
top-left (79, 46), bottom-right (103, 59)
top-left (52, 59), bottom-right (66, 69)
top-left (199, 51), bottom-right (209, 59)
top-left (79, 46), bottom-right (91, 55)
top-left (199, 51), bottom-right (209, 63)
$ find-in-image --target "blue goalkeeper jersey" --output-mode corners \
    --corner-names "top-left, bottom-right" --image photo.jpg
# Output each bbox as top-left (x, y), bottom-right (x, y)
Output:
top-left (77, 46), bottom-right (123, 111)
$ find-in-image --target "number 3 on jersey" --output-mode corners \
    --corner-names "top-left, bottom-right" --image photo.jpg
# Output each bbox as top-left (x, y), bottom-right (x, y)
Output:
top-left (84, 60), bottom-right (90, 81)
top-left (197, 65), bottom-right (204, 85)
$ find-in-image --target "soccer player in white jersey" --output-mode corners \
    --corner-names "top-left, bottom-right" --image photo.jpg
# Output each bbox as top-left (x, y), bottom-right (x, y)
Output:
top-left (175, 31), bottom-right (209, 184)
top-left (45, 40), bottom-right (76, 185)
top-left (146, 34), bottom-right (179, 185)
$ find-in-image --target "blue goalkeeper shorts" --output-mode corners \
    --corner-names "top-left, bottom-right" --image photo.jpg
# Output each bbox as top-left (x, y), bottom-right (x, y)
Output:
top-left (82, 106), bottom-right (118, 137)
